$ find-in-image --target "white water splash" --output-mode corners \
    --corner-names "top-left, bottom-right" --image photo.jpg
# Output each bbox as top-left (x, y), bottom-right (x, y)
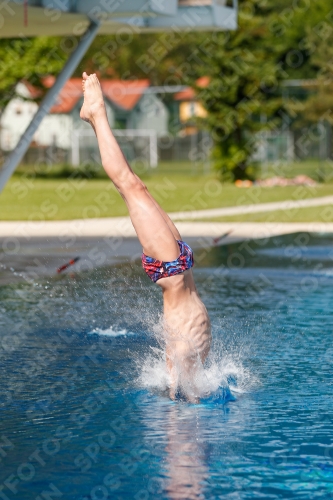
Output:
top-left (136, 339), bottom-right (257, 402)
top-left (88, 326), bottom-right (133, 337)
top-left (87, 318), bottom-right (258, 403)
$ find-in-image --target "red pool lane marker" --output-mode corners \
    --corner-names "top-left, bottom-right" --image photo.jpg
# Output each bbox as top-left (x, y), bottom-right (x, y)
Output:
top-left (213, 231), bottom-right (232, 245)
top-left (57, 257), bottom-right (80, 274)
top-left (24, 0), bottom-right (28, 27)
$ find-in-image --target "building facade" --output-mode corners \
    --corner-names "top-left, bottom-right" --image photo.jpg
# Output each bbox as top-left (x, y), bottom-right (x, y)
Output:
top-left (0, 79), bottom-right (169, 154)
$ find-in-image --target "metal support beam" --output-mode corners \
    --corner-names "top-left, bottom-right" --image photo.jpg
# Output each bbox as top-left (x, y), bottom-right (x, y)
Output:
top-left (147, 4), bottom-right (237, 30)
top-left (76, 0), bottom-right (177, 18)
top-left (0, 19), bottom-right (100, 195)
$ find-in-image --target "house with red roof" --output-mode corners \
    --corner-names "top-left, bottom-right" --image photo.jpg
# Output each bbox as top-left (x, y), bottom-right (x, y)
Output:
top-left (0, 79), bottom-right (169, 153)
top-left (174, 77), bottom-right (209, 136)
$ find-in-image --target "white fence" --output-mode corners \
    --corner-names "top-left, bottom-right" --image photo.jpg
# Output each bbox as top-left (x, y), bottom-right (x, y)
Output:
top-left (71, 129), bottom-right (158, 169)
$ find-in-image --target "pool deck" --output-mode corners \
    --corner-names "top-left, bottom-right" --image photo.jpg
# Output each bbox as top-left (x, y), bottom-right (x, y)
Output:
top-left (1, 219), bottom-right (333, 284)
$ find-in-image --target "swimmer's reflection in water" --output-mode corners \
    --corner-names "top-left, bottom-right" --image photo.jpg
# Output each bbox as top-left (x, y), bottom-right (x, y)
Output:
top-left (80, 72), bottom-right (211, 403)
top-left (165, 405), bottom-right (208, 499)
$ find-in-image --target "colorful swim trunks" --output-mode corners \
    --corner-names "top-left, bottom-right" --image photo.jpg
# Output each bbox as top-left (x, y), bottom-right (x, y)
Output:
top-left (142, 240), bottom-right (194, 283)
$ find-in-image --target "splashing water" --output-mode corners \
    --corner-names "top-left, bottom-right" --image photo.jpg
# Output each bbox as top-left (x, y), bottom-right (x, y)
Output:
top-left (88, 326), bottom-right (133, 337)
top-left (123, 322), bottom-right (257, 403)
top-left (83, 300), bottom-right (258, 404)
top-left (1, 260), bottom-right (258, 405)
top-left (135, 350), bottom-right (252, 404)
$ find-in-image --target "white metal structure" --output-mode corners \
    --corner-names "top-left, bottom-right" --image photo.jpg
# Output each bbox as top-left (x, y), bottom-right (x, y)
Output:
top-left (72, 128), bottom-right (158, 168)
top-left (0, 0), bottom-right (238, 193)
top-left (0, 1), bottom-right (238, 38)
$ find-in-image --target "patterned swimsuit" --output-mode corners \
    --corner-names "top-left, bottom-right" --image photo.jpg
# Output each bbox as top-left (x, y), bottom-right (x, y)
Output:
top-left (142, 240), bottom-right (194, 283)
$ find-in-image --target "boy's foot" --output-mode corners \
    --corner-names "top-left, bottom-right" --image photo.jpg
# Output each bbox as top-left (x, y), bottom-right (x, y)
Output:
top-left (80, 72), bottom-right (106, 126)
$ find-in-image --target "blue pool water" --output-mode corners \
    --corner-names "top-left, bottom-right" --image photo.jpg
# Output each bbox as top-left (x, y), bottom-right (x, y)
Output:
top-left (1, 232), bottom-right (333, 499)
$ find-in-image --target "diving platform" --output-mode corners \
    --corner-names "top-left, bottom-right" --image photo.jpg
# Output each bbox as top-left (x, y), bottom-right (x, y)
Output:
top-left (0, 0), bottom-right (237, 37)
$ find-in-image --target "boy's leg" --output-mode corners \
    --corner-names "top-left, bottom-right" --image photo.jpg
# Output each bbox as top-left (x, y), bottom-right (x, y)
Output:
top-left (81, 73), bottom-right (180, 262)
top-left (147, 191), bottom-right (182, 241)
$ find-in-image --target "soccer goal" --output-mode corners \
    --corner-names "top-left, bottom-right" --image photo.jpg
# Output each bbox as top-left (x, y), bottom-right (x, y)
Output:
top-left (71, 129), bottom-right (158, 170)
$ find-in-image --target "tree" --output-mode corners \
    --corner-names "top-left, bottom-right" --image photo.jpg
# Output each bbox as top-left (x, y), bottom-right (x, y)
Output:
top-left (75, 32), bottom-right (191, 85)
top-left (0, 36), bottom-right (76, 161)
top-left (288, 1), bottom-right (333, 125)
top-left (166, 0), bottom-right (288, 180)
top-left (0, 36), bottom-right (69, 109)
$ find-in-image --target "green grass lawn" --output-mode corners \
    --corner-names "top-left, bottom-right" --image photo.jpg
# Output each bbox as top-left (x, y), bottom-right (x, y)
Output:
top-left (0, 161), bottom-right (332, 221)
top-left (260, 159), bottom-right (333, 182)
top-left (194, 205), bottom-right (333, 223)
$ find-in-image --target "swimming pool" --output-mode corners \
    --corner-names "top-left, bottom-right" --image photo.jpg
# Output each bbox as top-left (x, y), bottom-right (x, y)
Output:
top-left (1, 232), bottom-right (333, 499)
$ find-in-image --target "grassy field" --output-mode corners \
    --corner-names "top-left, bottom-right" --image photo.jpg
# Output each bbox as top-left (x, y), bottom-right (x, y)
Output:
top-left (0, 161), bottom-right (332, 221)
top-left (193, 205), bottom-right (333, 223)
top-left (259, 159), bottom-right (333, 182)
top-left (13, 158), bottom-right (333, 180)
